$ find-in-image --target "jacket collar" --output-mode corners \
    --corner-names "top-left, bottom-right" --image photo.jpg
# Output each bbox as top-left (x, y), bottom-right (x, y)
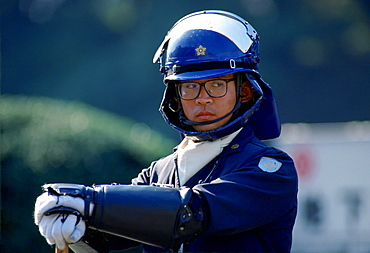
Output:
top-left (181, 124), bottom-right (255, 187)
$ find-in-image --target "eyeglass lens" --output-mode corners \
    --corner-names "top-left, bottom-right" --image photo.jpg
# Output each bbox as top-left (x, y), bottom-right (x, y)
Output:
top-left (178, 79), bottom-right (230, 100)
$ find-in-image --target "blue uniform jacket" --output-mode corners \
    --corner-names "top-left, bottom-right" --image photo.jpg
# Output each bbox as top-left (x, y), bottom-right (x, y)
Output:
top-left (83, 125), bottom-right (298, 253)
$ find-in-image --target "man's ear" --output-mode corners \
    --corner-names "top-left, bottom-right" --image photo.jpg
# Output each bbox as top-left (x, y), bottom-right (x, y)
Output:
top-left (240, 81), bottom-right (253, 103)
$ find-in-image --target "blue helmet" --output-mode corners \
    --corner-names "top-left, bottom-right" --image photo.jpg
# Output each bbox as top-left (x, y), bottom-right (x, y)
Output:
top-left (153, 10), bottom-right (281, 141)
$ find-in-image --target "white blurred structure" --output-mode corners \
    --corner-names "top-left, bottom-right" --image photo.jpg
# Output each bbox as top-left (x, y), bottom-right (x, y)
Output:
top-left (274, 121), bottom-right (370, 253)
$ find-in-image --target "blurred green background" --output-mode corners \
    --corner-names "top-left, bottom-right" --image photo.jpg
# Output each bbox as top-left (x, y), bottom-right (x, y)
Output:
top-left (1, 0), bottom-right (369, 252)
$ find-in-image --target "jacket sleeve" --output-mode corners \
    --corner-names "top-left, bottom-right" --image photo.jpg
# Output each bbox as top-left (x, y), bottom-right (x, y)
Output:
top-left (130, 161), bottom-right (156, 185)
top-left (193, 151), bottom-right (298, 236)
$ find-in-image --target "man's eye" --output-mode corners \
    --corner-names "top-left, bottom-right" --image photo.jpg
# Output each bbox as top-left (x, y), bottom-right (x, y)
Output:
top-left (184, 83), bottom-right (198, 89)
top-left (210, 81), bottom-right (225, 88)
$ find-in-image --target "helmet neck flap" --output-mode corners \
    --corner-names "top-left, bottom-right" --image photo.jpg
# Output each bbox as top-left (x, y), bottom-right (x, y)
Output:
top-left (154, 10), bottom-right (281, 141)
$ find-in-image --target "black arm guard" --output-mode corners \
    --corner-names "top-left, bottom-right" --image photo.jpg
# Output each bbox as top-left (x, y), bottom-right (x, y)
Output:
top-left (42, 183), bottom-right (206, 251)
top-left (90, 185), bottom-right (206, 251)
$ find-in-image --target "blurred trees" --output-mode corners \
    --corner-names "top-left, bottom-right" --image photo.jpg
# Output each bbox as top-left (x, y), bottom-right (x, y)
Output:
top-left (2, 0), bottom-right (369, 129)
top-left (0, 95), bottom-right (175, 252)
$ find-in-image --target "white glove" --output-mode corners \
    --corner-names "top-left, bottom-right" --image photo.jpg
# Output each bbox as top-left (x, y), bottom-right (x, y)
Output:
top-left (38, 213), bottom-right (86, 250)
top-left (34, 192), bottom-right (94, 225)
top-left (34, 192), bottom-right (94, 249)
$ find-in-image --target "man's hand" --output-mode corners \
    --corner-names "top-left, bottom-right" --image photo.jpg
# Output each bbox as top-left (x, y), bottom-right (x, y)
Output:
top-left (34, 192), bottom-right (93, 225)
top-left (34, 191), bottom-right (94, 248)
top-left (38, 213), bottom-right (86, 250)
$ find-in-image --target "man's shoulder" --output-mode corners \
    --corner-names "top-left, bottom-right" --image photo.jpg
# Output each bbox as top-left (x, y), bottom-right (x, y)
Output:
top-left (228, 132), bottom-right (293, 163)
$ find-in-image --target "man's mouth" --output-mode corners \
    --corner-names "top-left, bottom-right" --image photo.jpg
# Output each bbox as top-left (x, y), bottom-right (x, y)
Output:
top-left (196, 111), bottom-right (215, 120)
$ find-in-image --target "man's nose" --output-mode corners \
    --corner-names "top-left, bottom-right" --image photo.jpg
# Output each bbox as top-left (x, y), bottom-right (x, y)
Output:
top-left (195, 87), bottom-right (213, 105)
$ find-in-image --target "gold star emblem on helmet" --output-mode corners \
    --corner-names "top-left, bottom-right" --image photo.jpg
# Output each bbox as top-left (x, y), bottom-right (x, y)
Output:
top-left (195, 45), bottom-right (206, 56)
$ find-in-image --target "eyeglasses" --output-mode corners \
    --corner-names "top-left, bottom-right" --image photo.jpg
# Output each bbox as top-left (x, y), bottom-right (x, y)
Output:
top-left (177, 79), bottom-right (235, 100)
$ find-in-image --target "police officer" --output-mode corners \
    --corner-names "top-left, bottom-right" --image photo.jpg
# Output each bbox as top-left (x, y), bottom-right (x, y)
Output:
top-left (35, 10), bottom-right (298, 253)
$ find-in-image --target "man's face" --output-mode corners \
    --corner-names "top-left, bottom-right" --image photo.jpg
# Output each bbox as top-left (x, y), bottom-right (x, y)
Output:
top-left (179, 74), bottom-right (238, 132)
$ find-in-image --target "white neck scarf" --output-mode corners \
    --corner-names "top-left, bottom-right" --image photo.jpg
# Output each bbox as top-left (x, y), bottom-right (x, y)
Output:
top-left (177, 129), bottom-right (242, 186)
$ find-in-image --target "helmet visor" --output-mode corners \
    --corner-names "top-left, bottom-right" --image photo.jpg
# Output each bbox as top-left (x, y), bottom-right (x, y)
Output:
top-left (153, 11), bottom-right (256, 63)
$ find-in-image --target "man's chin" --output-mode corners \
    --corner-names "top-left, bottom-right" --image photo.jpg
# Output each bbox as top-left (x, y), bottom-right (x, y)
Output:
top-left (193, 123), bottom-right (220, 132)
top-left (191, 115), bottom-right (232, 132)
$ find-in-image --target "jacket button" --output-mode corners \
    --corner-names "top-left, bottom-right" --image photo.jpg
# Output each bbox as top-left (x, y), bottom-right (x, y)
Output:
top-left (231, 144), bottom-right (239, 149)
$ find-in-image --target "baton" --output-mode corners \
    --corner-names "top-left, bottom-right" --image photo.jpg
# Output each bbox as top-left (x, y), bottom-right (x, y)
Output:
top-left (56, 243), bottom-right (69, 253)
